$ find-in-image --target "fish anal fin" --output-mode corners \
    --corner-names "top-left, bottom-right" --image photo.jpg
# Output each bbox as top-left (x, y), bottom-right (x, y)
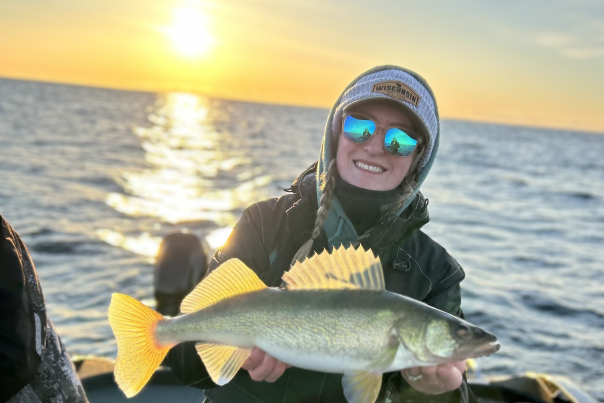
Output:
top-left (181, 258), bottom-right (266, 313)
top-left (342, 371), bottom-right (382, 403)
top-left (283, 245), bottom-right (384, 291)
top-left (195, 342), bottom-right (252, 385)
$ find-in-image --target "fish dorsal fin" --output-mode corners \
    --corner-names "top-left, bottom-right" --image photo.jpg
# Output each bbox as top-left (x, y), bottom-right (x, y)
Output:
top-left (195, 343), bottom-right (252, 386)
top-left (180, 258), bottom-right (267, 313)
top-left (282, 245), bottom-right (384, 291)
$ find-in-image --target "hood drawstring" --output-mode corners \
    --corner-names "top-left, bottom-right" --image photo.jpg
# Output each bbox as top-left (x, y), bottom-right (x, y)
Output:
top-left (328, 217), bottom-right (345, 244)
top-left (291, 238), bottom-right (314, 265)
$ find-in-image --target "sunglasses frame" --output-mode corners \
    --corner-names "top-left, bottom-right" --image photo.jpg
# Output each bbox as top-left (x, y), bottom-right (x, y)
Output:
top-left (341, 114), bottom-right (419, 158)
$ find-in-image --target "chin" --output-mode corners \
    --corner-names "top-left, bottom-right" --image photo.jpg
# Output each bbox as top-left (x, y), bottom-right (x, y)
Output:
top-left (352, 175), bottom-right (390, 191)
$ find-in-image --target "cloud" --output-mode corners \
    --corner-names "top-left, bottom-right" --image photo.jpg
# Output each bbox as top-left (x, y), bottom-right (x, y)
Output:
top-left (534, 32), bottom-right (573, 48)
top-left (533, 23), bottom-right (604, 59)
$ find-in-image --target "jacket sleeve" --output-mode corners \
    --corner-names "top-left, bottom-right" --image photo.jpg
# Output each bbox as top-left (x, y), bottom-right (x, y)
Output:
top-left (423, 256), bottom-right (465, 317)
top-left (0, 217), bottom-right (42, 401)
top-left (166, 203), bottom-right (272, 389)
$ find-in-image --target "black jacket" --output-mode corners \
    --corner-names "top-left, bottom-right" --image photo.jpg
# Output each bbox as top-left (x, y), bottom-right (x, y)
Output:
top-left (167, 168), bottom-right (471, 403)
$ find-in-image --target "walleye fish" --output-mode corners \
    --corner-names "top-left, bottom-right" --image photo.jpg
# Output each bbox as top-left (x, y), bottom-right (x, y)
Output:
top-left (109, 246), bottom-right (499, 402)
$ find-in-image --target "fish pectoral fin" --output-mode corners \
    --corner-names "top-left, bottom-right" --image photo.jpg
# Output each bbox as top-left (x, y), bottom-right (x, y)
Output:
top-left (283, 245), bottom-right (385, 292)
top-left (369, 345), bottom-right (398, 371)
top-left (342, 371), bottom-right (382, 403)
top-left (195, 342), bottom-right (252, 386)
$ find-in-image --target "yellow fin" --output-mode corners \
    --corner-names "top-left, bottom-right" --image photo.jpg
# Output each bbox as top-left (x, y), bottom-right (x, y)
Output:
top-left (342, 371), bottom-right (382, 403)
top-left (283, 245), bottom-right (384, 291)
top-left (195, 343), bottom-right (252, 386)
top-left (108, 293), bottom-right (171, 398)
top-left (180, 258), bottom-right (267, 313)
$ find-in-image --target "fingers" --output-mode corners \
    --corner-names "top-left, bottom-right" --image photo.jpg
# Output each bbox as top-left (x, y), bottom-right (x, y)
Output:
top-left (242, 347), bottom-right (290, 383)
top-left (401, 362), bottom-right (464, 395)
top-left (241, 347), bottom-right (265, 370)
top-left (403, 365), bottom-right (424, 382)
top-left (453, 360), bottom-right (466, 373)
top-left (264, 359), bottom-right (288, 382)
top-left (435, 362), bottom-right (463, 391)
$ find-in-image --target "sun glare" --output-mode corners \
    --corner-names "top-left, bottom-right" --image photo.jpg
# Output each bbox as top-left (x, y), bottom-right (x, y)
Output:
top-left (166, 6), bottom-right (214, 57)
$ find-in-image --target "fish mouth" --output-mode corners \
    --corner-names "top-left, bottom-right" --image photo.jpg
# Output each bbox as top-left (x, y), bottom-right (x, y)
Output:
top-left (452, 332), bottom-right (500, 360)
top-left (469, 341), bottom-right (500, 358)
top-left (470, 331), bottom-right (500, 358)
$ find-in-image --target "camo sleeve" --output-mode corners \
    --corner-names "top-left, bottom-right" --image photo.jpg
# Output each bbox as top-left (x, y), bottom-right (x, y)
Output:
top-left (0, 217), bottom-right (41, 401)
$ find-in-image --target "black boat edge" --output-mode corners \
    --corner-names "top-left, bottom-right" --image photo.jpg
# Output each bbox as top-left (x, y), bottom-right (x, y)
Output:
top-left (75, 356), bottom-right (598, 403)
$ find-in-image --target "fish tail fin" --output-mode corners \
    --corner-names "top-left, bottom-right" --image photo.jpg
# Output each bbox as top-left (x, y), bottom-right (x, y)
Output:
top-left (108, 293), bottom-right (171, 397)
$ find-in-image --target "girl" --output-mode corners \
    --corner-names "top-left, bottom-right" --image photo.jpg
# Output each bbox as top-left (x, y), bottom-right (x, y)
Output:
top-left (168, 65), bottom-right (471, 403)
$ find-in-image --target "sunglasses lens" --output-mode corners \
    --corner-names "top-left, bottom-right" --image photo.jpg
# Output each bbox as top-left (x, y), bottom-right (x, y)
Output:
top-left (343, 116), bottom-right (376, 144)
top-left (384, 128), bottom-right (417, 157)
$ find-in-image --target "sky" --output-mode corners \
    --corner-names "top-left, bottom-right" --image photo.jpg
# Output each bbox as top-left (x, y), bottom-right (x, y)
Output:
top-left (1, 0), bottom-right (604, 133)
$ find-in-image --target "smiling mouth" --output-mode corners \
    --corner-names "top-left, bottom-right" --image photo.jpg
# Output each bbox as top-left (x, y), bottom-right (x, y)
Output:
top-left (354, 160), bottom-right (385, 173)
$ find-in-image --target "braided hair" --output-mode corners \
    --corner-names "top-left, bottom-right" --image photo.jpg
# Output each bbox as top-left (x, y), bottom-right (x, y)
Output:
top-left (311, 159), bottom-right (338, 240)
top-left (290, 158), bottom-right (339, 264)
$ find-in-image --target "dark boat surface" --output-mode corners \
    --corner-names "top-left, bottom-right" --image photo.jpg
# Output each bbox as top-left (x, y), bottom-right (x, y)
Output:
top-left (77, 359), bottom-right (204, 403)
top-left (76, 356), bottom-right (598, 403)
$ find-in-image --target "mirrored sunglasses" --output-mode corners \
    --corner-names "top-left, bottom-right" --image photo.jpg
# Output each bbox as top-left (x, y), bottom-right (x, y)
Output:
top-left (342, 115), bottom-right (418, 157)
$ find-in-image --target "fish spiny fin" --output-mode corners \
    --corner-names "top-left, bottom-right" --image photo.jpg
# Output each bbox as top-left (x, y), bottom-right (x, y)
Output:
top-left (283, 245), bottom-right (384, 291)
top-left (180, 258), bottom-right (267, 313)
top-left (195, 342), bottom-right (252, 386)
top-left (342, 371), bottom-right (382, 403)
top-left (108, 293), bottom-right (171, 398)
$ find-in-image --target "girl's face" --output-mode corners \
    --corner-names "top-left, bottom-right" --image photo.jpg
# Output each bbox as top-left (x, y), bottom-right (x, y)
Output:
top-left (336, 99), bottom-right (419, 191)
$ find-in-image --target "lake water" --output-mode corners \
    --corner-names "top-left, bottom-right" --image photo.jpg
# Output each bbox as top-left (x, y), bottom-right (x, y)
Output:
top-left (1, 78), bottom-right (603, 400)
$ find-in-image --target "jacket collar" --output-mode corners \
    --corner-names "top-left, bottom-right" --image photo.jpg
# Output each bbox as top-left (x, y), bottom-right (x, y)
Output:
top-left (285, 163), bottom-right (429, 253)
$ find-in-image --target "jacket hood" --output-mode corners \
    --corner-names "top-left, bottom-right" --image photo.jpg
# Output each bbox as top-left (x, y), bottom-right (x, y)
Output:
top-left (316, 65), bottom-right (440, 247)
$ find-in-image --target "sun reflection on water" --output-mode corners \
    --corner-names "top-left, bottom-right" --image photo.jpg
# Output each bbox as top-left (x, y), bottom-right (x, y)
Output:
top-left (99, 93), bottom-right (273, 258)
top-left (96, 229), bottom-right (161, 263)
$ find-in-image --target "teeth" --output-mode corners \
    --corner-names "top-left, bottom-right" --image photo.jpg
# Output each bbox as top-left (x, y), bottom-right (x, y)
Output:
top-left (355, 161), bottom-right (385, 173)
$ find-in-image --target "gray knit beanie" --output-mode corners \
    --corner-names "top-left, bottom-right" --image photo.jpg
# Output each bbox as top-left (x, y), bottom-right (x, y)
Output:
top-left (332, 69), bottom-right (439, 169)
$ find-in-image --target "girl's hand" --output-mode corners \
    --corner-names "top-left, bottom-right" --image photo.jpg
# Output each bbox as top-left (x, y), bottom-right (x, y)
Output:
top-left (401, 360), bottom-right (466, 394)
top-left (242, 347), bottom-right (292, 382)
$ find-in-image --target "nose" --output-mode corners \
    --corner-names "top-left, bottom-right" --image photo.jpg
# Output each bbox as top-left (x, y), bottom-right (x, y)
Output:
top-left (363, 130), bottom-right (385, 155)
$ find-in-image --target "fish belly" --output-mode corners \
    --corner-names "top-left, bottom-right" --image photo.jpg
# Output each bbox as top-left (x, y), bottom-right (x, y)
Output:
top-left (158, 289), bottom-right (397, 373)
top-left (263, 346), bottom-right (373, 374)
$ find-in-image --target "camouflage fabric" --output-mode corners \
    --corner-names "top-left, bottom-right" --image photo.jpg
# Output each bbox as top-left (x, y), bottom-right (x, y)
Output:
top-left (8, 322), bottom-right (87, 403)
top-left (1, 216), bottom-right (87, 403)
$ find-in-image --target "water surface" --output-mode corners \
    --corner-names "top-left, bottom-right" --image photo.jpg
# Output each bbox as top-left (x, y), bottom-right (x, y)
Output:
top-left (1, 78), bottom-right (603, 400)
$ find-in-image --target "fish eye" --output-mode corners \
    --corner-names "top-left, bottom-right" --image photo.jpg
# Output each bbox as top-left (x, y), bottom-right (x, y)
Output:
top-left (456, 324), bottom-right (471, 339)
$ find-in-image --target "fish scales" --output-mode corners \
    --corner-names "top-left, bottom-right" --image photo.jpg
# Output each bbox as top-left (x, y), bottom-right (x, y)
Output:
top-left (156, 288), bottom-right (400, 364)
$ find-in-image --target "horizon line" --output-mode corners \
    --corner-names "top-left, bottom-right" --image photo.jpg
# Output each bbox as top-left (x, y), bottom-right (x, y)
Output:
top-left (2, 74), bottom-right (602, 137)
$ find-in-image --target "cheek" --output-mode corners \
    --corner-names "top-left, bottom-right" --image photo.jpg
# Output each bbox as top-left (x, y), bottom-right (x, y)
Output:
top-left (392, 158), bottom-right (412, 176)
top-left (388, 152), bottom-right (415, 183)
top-left (335, 135), bottom-right (354, 170)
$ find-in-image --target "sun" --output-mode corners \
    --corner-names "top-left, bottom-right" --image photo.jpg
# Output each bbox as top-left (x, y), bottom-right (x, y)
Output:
top-left (166, 6), bottom-right (215, 58)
